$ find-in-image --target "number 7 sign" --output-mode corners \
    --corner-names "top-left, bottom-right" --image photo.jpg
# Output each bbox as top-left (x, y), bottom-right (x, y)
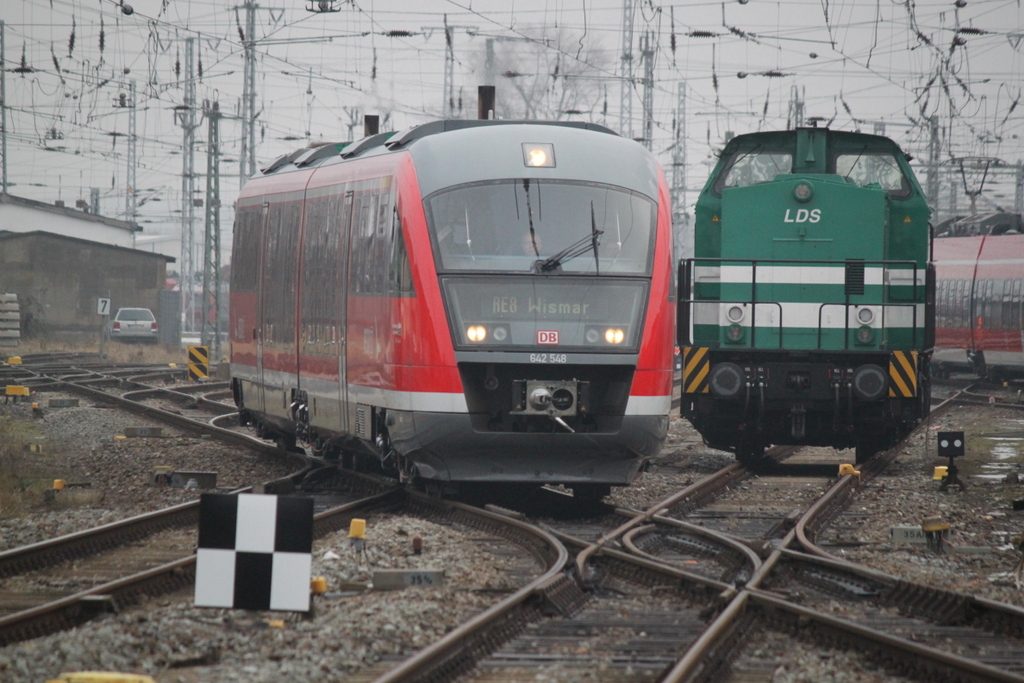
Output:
top-left (97, 298), bottom-right (111, 316)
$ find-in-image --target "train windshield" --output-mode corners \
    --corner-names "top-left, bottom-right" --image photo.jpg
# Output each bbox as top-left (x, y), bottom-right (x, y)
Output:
top-left (717, 151), bottom-right (793, 191)
top-left (835, 152), bottom-right (910, 197)
top-left (425, 180), bottom-right (656, 275)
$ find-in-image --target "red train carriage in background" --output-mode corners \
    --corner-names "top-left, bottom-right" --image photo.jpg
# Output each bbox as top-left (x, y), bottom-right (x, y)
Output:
top-left (933, 234), bottom-right (1024, 378)
top-left (229, 120), bottom-right (675, 498)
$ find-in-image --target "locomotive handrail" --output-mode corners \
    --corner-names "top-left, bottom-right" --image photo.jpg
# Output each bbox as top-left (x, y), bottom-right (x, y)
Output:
top-left (682, 299), bottom-right (785, 349)
top-left (816, 302), bottom-right (920, 350)
top-left (684, 257), bottom-right (923, 351)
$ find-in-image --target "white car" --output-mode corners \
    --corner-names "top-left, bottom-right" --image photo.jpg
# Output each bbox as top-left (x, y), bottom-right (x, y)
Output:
top-left (110, 307), bottom-right (159, 344)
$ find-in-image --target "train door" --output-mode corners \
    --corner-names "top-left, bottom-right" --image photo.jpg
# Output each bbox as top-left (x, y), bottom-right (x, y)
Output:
top-left (259, 199), bottom-right (302, 421)
top-left (344, 178), bottom-right (392, 438)
top-left (229, 200), bottom-right (268, 415)
top-left (297, 187), bottom-right (353, 436)
top-left (336, 189), bottom-right (355, 433)
top-left (255, 201), bottom-right (270, 414)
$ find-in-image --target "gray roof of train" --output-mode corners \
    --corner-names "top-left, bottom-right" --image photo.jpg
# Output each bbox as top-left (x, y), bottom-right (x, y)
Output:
top-left (257, 120), bottom-right (661, 201)
top-left (405, 123), bottom-right (660, 200)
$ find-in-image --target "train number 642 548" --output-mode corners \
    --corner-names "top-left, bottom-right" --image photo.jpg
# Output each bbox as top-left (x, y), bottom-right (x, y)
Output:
top-left (530, 353), bottom-right (567, 364)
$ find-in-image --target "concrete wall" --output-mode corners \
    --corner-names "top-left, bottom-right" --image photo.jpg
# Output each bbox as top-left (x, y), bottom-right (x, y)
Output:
top-left (0, 232), bottom-right (171, 337)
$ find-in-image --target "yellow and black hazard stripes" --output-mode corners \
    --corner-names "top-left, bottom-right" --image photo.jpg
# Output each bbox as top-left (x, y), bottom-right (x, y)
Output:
top-left (188, 345), bottom-right (210, 381)
top-left (888, 350), bottom-right (918, 398)
top-left (682, 346), bottom-right (710, 394)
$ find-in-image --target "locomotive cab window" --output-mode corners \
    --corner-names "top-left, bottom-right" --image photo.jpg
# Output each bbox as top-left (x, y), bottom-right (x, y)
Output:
top-left (833, 152), bottom-right (910, 198)
top-left (425, 179), bottom-right (656, 275)
top-left (713, 150), bottom-right (792, 194)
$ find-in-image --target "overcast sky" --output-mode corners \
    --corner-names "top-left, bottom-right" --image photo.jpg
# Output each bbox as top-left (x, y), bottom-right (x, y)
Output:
top-left (1, 0), bottom-right (1021, 265)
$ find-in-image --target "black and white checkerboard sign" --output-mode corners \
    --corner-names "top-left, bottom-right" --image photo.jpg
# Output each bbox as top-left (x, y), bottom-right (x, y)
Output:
top-left (194, 493), bottom-right (314, 612)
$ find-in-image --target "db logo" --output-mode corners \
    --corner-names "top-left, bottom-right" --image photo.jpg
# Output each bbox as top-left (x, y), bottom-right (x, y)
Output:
top-left (537, 330), bottom-right (559, 345)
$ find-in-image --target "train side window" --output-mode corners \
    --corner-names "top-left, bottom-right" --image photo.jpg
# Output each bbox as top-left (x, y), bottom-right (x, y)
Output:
top-left (301, 196), bottom-right (340, 354)
top-left (1012, 279), bottom-right (1023, 328)
top-left (264, 203), bottom-right (300, 347)
top-left (389, 205), bottom-right (415, 296)
top-left (937, 279), bottom-right (948, 327)
top-left (372, 186), bottom-right (393, 293)
top-left (349, 191), bottom-right (372, 294)
top-left (958, 279), bottom-right (968, 328)
top-left (231, 208), bottom-right (262, 294)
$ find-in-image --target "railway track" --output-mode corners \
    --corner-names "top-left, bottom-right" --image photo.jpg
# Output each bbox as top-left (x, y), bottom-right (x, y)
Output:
top-left (366, 387), bottom-right (1024, 682)
top-left (7, 358), bottom-right (1024, 680)
top-left (0, 358), bottom-right (576, 662)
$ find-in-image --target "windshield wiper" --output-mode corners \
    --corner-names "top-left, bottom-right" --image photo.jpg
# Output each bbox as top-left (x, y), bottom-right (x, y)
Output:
top-left (533, 221), bottom-right (604, 273)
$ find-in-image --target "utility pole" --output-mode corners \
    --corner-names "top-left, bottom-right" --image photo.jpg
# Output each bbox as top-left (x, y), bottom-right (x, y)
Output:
top-left (671, 82), bottom-right (689, 261)
top-left (443, 15), bottom-right (454, 118)
top-left (927, 115), bottom-right (940, 211)
top-left (202, 100), bottom-right (222, 358)
top-left (640, 31), bottom-right (655, 150)
top-left (1015, 161), bottom-right (1023, 216)
top-left (619, 0), bottom-right (635, 139)
top-left (90, 188), bottom-right (100, 215)
top-left (1, 20), bottom-right (7, 194)
top-left (948, 167), bottom-right (958, 216)
top-left (787, 85), bottom-right (805, 129)
top-left (175, 37), bottom-right (199, 335)
top-left (240, 1), bottom-right (258, 188)
top-left (422, 16), bottom-right (476, 119)
top-left (125, 80), bottom-right (137, 234)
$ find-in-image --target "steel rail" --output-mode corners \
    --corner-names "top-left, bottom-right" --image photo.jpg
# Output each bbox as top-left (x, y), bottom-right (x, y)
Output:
top-left (660, 388), bottom-right (1006, 682)
top-left (370, 499), bottom-right (569, 683)
top-left (54, 379), bottom-right (285, 456)
top-left (0, 488), bottom-right (402, 647)
top-left (622, 514), bottom-right (764, 574)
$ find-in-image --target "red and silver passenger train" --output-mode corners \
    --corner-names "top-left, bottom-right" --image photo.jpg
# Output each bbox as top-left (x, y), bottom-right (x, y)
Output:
top-left (933, 233), bottom-right (1024, 377)
top-left (229, 120), bottom-right (676, 497)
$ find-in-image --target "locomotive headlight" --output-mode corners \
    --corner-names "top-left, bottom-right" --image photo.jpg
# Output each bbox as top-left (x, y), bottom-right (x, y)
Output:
top-left (522, 143), bottom-right (556, 168)
top-left (856, 325), bottom-right (874, 344)
top-left (726, 324), bottom-right (744, 342)
top-left (467, 325), bottom-right (487, 342)
top-left (856, 307), bottom-right (874, 325)
top-left (726, 305), bottom-right (745, 323)
top-left (492, 326), bottom-right (508, 342)
top-left (793, 182), bottom-right (814, 202)
top-left (604, 328), bottom-right (625, 344)
top-left (585, 328), bottom-right (600, 344)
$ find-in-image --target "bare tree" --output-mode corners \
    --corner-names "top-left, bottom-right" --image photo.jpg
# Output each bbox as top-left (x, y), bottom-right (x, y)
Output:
top-left (471, 27), bottom-right (611, 122)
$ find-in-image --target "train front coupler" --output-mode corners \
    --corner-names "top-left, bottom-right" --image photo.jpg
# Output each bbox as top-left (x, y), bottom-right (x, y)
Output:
top-left (510, 378), bottom-right (591, 432)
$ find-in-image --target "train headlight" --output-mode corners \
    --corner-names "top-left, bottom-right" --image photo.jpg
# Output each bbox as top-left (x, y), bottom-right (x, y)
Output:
top-left (522, 143), bottom-right (555, 168)
top-left (726, 324), bottom-right (744, 342)
top-left (793, 182), bottom-right (814, 202)
top-left (604, 328), bottom-right (625, 344)
top-left (726, 305), bottom-right (745, 323)
top-left (585, 328), bottom-right (600, 344)
top-left (467, 325), bottom-right (487, 342)
top-left (492, 325), bottom-right (508, 342)
top-left (856, 325), bottom-right (874, 344)
top-left (856, 307), bottom-right (874, 325)
top-left (852, 364), bottom-right (887, 401)
top-left (709, 362), bottom-right (745, 398)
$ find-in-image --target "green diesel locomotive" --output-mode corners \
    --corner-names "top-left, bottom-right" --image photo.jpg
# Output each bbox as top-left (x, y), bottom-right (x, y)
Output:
top-left (679, 127), bottom-right (934, 463)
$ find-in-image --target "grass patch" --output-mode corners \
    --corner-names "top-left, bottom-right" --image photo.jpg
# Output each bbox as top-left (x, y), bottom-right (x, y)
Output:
top-left (9, 337), bottom-right (187, 366)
